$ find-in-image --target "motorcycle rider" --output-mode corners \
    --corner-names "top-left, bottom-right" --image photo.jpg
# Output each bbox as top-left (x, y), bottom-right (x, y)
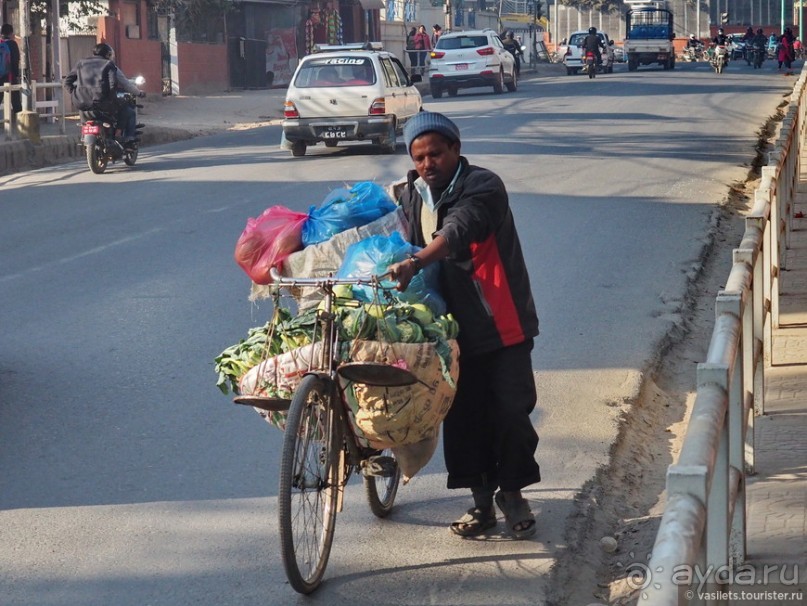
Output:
top-left (686, 34), bottom-right (703, 57)
top-left (751, 28), bottom-right (768, 64)
top-left (64, 43), bottom-right (145, 147)
top-left (713, 28), bottom-right (730, 46)
top-left (712, 28), bottom-right (730, 65)
top-left (501, 31), bottom-right (523, 75)
top-left (582, 26), bottom-right (603, 66)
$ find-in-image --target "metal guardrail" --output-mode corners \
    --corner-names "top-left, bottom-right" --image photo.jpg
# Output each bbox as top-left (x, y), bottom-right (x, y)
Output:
top-left (2, 80), bottom-right (66, 141)
top-left (639, 67), bottom-right (805, 605)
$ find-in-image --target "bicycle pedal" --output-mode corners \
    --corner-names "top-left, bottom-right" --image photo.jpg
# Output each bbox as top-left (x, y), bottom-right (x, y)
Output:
top-left (361, 455), bottom-right (397, 478)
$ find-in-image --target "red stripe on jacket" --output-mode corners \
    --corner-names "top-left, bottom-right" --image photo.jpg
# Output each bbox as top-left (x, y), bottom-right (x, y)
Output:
top-left (470, 236), bottom-right (525, 346)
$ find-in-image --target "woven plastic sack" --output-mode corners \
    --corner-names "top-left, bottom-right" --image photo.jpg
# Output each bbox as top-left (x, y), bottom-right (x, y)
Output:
top-left (234, 206), bottom-right (308, 285)
top-left (302, 182), bottom-right (396, 247)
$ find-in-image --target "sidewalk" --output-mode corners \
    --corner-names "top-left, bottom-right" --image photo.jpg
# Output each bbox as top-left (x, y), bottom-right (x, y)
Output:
top-left (745, 193), bottom-right (807, 585)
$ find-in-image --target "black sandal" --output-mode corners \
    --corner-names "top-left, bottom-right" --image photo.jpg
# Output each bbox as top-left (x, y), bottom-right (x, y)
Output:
top-left (495, 491), bottom-right (536, 540)
top-left (450, 507), bottom-right (497, 537)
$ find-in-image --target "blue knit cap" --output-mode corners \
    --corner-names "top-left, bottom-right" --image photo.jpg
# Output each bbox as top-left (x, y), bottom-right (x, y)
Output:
top-left (403, 111), bottom-right (461, 155)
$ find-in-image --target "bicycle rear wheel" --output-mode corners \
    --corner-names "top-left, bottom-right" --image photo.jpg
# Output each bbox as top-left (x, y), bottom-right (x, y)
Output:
top-left (278, 374), bottom-right (341, 594)
top-left (364, 447), bottom-right (401, 518)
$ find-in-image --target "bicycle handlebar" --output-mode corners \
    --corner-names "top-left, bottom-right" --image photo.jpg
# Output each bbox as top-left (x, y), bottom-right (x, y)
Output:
top-left (269, 266), bottom-right (393, 287)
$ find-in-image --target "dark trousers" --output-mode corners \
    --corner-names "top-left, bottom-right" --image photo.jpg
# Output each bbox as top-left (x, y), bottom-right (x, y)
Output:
top-left (117, 103), bottom-right (137, 140)
top-left (443, 339), bottom-right (541, 492)
top-left (0, 77), bottom-right (22, 113)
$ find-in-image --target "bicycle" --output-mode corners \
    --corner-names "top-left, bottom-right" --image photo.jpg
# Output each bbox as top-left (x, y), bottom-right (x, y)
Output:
top-left (240, 267), bottom-right (414, 594)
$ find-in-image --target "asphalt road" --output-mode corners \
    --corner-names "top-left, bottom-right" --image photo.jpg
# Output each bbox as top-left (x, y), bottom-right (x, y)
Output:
top-left (0, 60), bottom-right (795, 605)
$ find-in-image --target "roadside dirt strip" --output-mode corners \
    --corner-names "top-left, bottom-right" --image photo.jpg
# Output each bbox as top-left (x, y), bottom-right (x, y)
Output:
top-left (547, 101), bottom-right (787, 606)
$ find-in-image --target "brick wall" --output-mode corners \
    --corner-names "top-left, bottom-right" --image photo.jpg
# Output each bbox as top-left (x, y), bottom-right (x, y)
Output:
top-left (176, 42), bottom-right (229, 95)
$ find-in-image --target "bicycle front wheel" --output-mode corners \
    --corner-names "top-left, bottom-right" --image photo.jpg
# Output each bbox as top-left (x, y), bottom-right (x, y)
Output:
top-left (278, 374), bottom-right (341, 594)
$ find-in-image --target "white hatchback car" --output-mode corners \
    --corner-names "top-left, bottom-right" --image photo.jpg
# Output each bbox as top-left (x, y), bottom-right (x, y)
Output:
top-left (282, 43), bottom-right (422, 157)
top-left (563, 30), bottom-right (613, 74)
top-left (428, 29), bottom-right (517, 98)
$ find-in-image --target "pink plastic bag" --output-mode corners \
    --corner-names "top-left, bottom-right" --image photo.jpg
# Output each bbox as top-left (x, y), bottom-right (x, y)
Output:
top-left (234, 206), bottom-right (308, 284)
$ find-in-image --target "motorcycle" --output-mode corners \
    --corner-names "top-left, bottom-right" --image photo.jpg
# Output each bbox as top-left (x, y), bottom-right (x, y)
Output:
top-left (584, 50), bottom-right (597, 79)
top-left (749, 43), bottom-right (766, 69)
top-left (711, 44), bottom-right (728, 74)
top-left (683, 44), bottom-right (704, 62)
top-left (80, 76), bottom-right (145, 174)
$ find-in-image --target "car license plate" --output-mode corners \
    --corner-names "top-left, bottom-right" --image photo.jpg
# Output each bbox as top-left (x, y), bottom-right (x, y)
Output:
top-left (455, 63), bottom-right (468, 71)
top-left (319, 127), bottom-right (348, 139)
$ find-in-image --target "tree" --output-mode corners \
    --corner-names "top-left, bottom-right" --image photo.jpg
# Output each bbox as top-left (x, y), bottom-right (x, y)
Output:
top-left (150, 0), bottom-right (236, 43)
top-left (31, 0), bottom-right (106, 33)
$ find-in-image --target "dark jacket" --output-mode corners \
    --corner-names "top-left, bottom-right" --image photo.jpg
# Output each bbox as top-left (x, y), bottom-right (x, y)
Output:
top-left (399, 158), bottom-right (539, 356)
top-left (64, 55), bottom-right (118, 113)
top-left (0, 36), bottom-right (20, 82)
top-left (582, 33), bottom-right (602, 53)
top-left (0, 35), bottom-right (21, 112)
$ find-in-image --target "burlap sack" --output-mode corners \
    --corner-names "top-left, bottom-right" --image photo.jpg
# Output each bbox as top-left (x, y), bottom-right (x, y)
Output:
top-left (341, 339), bottom-right (459, 451)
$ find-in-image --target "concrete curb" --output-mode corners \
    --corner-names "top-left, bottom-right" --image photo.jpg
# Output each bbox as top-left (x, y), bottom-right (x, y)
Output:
top-left (0, 127), bottom-right (196, 177)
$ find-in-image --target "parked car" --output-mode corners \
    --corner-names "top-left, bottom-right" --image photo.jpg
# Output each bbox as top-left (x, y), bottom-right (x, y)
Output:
top-left (428, 28), bottom-right (518, 98)
top-left (282, 43), bottom-right (422, 157)
top-left (563, 30), bottom-right (613, 74)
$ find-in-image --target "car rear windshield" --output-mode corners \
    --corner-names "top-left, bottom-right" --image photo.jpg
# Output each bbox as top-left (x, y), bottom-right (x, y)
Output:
top-left (436, 35), bottom-right (489, 50)
top-left (294, 57), bottom-right (377, 87)
top-left (569, 32), bottom-right (605, 46)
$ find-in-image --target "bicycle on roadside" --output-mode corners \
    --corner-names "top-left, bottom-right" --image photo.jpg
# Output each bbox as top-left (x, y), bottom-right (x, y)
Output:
top-left (237, 267), bottom-right (413, 594)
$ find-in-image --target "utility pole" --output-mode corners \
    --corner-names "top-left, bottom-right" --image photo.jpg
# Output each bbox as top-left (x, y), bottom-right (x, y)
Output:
top-left (17, 0), bottom-right (41, 142)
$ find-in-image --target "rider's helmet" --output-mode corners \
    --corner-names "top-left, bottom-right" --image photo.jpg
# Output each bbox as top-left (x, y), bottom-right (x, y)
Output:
top-left (690, 34), bottom-right (696, 39)
top-left (718, 28), bottom-right (725, 35)
top-left (757, 28), bottom-right (764, 35)
top-left (93, 43), bottom-right (114, 59)
top-left (588, 27), bottom-right (597, 35)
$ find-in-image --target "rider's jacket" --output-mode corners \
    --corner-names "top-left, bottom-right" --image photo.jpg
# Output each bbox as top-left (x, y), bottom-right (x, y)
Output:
top-left (64, 55), bottom-right (119, 113)
top-left (582, 33), bottom-right (602, 53)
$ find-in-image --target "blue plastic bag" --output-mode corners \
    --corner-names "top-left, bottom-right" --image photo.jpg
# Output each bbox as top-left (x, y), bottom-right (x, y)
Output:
top-left (336, 232), bottom-right (446, 316)
top-left (302, 182), bottom-right (397, 247)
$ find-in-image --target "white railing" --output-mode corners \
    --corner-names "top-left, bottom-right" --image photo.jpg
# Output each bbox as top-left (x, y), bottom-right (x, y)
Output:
top-left (2, 81), bottom-right (67, 140)
top-left (639, 66), bottom-right (806, 605)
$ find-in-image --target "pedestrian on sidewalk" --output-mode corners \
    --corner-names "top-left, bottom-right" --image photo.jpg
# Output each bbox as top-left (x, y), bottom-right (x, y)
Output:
top-left (388, 111), bottom-right (541, 540)
top-left (412, 25), bottom-right (431, 75)
top-left (0, 23), bottom-right (22, 116)
top-left (406, 27), bottom-right (418, 72)
top-left (431, 24), bottom-right (443, 48)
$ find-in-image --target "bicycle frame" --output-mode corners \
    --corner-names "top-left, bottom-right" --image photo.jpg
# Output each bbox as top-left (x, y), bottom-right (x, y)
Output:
top-left (268, 266), bottom-right (397, 472)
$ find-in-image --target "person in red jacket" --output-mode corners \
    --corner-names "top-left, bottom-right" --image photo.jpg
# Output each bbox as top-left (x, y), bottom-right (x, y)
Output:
top-left (412, 25), bottom-right (432, 75)
top-left (389, 112), bottom-right (541, 540)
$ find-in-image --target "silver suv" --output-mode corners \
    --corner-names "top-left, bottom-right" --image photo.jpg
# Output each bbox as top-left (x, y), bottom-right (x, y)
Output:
top-left (428, 29), bottom-right (517, 98)
top-left (282, 44), bottom-right (422, 157)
